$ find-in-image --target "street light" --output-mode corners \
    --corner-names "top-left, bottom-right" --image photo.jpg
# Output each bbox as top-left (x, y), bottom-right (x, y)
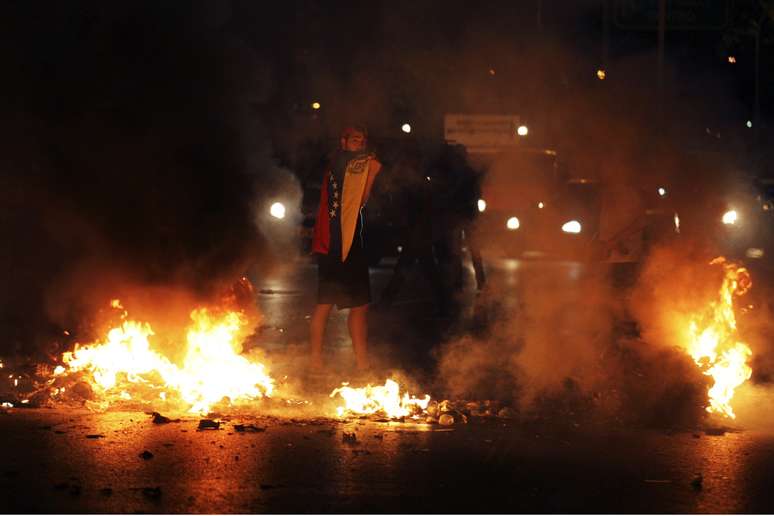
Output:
top-left (401, 123), bottom-right (412, 134)
top-left (596, 69), bottom-right (606, 80)
top-left (269, 202), bottom-right (286, 219)
top-left (517, 125), bottom-right (528, 136)
top-left (311, 101), bottom-right (321, 110)
top-left (722, 210), bottom-right (738, 225)
top-left (728, 56), bottom-right (737, 64)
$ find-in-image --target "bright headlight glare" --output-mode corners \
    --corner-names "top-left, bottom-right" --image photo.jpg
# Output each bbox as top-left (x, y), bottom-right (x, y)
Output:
top-left (477, 199), bottom-right (487, 212)
top-left (746, 248), bottom-right (764, 259)
top-left (722, 210), bottom-right (738, 225)
top-left (506, 217), bottom-right (520, 230)
top-left (269, 202), bottom-right (286, 219)
top-left (561, 220), bottom-right (582, 234)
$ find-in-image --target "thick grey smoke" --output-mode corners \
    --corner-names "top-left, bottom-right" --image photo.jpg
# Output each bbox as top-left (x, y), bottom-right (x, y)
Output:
top-left (414, 3), bottom-right (761, 428)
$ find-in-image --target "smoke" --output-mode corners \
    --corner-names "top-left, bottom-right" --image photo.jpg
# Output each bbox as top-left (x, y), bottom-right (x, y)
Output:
top-left (0, 2), bottom-right (292, 360)
top-left (435, 265), bottom-right (613, 408)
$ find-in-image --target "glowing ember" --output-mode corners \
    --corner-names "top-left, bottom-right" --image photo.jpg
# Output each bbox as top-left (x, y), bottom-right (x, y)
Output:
top-left (330, 379), bottom-right (430, 419)
top-left (685, 258), bottom-right (752, 419)
top-left (56, 301), bottom-right (274, 414)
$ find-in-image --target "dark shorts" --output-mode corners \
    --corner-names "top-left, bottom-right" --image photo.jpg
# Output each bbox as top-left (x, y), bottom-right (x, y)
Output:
top-left (316, 242), bottom-right (371, 309)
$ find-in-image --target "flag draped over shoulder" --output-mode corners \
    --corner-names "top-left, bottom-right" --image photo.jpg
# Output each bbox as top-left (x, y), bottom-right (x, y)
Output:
top-left (312, 152), bottom-right (373, 261)
top-left (339, 155), bottom-right (370, 261)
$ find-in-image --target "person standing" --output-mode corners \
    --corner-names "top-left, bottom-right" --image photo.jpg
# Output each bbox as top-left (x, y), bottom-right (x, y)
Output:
top-left (309, 126), bottom-right (382, 372)
top-left (378, 146), bottom-right (449, 315)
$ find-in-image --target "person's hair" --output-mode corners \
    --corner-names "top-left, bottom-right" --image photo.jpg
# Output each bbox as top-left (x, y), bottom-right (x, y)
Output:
top-left (340, 125), bottom-right (368, 140)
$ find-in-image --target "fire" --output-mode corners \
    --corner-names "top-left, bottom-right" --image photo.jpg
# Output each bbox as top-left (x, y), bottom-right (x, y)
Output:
top-left (330, 379), bottom-right (430, 419)
top-left (56, 302), bottom-right (273, 414)
top-left (685, 258), bottom-right (752, 419)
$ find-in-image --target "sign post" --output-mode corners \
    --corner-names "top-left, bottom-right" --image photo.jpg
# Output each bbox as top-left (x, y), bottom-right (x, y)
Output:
top-left (443, 114), bottom-right (522, 154)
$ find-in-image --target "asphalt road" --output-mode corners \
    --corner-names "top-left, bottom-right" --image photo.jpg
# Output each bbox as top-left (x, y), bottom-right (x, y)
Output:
top-left (2, 408), bottom-right (774, 513)
top-left (3, 256), bottom-right (774, 513)
top-left (248, 256), bottom-right (592, 382)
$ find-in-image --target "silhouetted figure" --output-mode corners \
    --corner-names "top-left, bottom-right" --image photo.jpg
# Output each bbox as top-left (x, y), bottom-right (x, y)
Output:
top-left (378, 146), bottom-right (450, 314)
top-left (429, 144), bottom-right (486, 293)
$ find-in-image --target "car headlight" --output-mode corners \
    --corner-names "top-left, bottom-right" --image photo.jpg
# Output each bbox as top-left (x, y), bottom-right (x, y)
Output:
top-left (506, 216), bottom-right (520, 230)
top-left (477, 199), bottom-right (487, 212)
top-left (722, 210), bottom-right (738, 225)
top-left (561, 220), bottom-right (582, 234)
top-left (269, 202), bottom-right (286, 219)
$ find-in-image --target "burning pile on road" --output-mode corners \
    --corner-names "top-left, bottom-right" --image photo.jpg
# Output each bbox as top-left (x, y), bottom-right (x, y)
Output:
top-left (48, 299), bottom-right (274, 414)
top-left (329, 379), bottom-right (516, 424)
top-left (330, 379), bottom-right (431, 419)
top-left (682, 258), bottom-right (753, 419)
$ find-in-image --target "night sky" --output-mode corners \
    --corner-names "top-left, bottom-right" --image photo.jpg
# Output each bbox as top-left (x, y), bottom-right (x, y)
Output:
top-left (0, 0), bottom-right (772, 358)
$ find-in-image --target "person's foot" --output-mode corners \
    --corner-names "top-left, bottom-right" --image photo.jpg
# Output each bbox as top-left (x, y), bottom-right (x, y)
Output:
top-left (349, 366), bottom-right (379, 386)
top-left (309, 353), bottom-right (325, 372)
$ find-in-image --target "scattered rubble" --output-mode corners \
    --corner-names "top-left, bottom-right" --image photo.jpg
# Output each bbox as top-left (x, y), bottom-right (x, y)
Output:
top-left (233, 423), bottom-right (266, 433)
top-left (197, 419), bottom-right (220, 430)
top-left (140, 486), bottom-right (162, 500)
top-left (151, 412), bottom-right (179, 424)
top-left (438, 414), bottom-right (455, 426)
top-left (342, 432), bottom-right (358, 444)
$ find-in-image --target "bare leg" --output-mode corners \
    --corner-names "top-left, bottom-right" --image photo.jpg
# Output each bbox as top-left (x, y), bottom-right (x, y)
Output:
top-left (348, 304), bottom-right (369, 370)
top-left (309, 303), bottom-right (333, 369)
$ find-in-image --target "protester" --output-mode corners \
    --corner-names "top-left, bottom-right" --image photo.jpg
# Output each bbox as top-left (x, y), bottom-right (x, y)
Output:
top-left (378, 145), bottom-right (450, 315)
top-left (309, 126), bottom-right (382, 372)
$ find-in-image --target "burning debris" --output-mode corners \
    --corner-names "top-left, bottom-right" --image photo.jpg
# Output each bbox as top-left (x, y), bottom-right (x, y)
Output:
top-left (329, 378), bottom-right (518, 426)
top-left (330, 379), bottom-right (431, 419)
top-left (46, 300), bottom-right (275, 414)
top-left (683, 258), bottom-right (753, 419)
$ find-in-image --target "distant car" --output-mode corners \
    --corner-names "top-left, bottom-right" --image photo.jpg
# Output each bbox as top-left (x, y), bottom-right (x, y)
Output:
top-left (474, 148), bottom-right (599, 261)
top-left (711, 177), bottom-right (774, 262)
top-left (657, 175), bottom-right (773, 263)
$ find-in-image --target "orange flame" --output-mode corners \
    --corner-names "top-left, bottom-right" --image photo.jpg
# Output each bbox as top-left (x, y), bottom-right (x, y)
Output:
top-left (56, 302), bottom-right (273, 414)
top-left (330, 379), bottom-right (431, 419)
top-left (685, 258), bottom-right (752, 419)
